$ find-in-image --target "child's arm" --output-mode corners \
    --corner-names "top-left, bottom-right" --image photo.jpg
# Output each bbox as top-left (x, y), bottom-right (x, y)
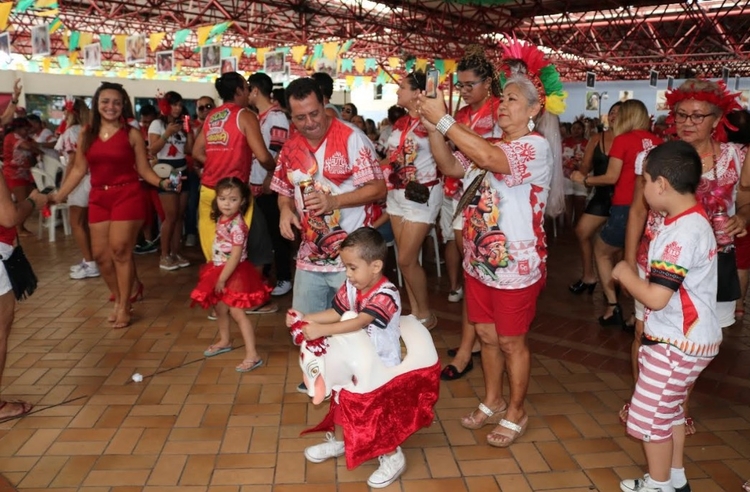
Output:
top-left (302, 308), bottom-right (343, 324)
top-left (215, 244), bottom-right (243, 293)
top-left (612, 260), bottom-right (675, 311)
top-left (302, 313), bottom-right (376, 340)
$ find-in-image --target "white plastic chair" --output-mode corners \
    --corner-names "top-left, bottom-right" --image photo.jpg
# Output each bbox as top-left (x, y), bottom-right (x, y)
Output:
top-left (30, 167), bottom-right (71, 242)
top-left (393, 226), bottom-right (442, 288)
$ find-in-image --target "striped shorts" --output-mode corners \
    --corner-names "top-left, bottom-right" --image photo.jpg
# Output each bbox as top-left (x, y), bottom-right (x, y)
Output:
top-left (626, 343), bottom-right (713, 443)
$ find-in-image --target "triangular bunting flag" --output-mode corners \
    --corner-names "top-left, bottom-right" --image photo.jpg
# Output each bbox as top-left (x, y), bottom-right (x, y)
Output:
top-left (415, 58), bottom-right (428, 72)
top-left (209, 21), bottom-right (231, 38)
top-left (47, 16), bottom-right (62, 33)
top-left (145, 66), bottom-right (156, 79)
top-left (354, 58), bottom-right (365, 74)
top-left (149, 32), bottom-right (166, 52)
top-left (340, 58), bottom-right (353, 73)
top-left (79, 32), bottom-right (93, 48)
top-left (387, 57), bottom-right (400, 69)
top-left (291, 45), bottom-right (306, 64)
top-left (57, 54), bottom-right (69, 68)
top-left (443, 59), bottom-right (457, 74)
top-left (0, 2), bottom-right (13, 30)
top-left (69, 51), bottom-right (78, 65)
top-left (405, 59), bottom-right (415, 72)
top-left (196, 25), bottom-right (212, 47)
top-left (231, 47), bottom-right (243, 59)
top-left (243, 47), bottom-right (256, 56)
top-left (42, 57), bottom-right (51, 72)
top-left (69, 31), bottom-right (80, 51)
top-left (173, 29), bottom-right (191, 48)
top-left (364, 58), bottom-right (378, 72)
top-left (339, 40), bottom-right (354, 54)
top-left (256, 47), bottom-right (269, 65)
top-left (322, 42), bottom-right (338, 60)
top-left (345, 75), bottom-right (355, 89)
top-left (220, 46), bottom-right (232, 58)
top-left (99, 34), bottom-right (112, 50)
top-left (434, 59), bottom-right (445, 74)
top-left (114, 34), bottom-right (127, 58)
top-left (13, 0), bottom-right (34, 13)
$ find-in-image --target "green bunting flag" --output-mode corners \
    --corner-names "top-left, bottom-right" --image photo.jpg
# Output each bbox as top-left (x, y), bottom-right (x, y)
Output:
top-left (173, 29), bottom-right (191, 49)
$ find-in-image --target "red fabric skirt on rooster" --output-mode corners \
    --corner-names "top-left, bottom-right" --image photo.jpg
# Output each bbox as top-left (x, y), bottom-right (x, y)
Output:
top-left (190, 261), bottom-right (271, 309)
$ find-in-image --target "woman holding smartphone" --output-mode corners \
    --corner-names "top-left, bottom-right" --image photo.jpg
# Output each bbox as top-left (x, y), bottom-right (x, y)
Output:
top-left (148, 91), bottom-right (194, 271)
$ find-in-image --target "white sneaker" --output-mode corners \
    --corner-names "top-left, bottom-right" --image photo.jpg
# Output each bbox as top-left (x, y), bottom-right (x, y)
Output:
top-left (448, 286), bottom-right (464, 303)
top-left (271, 280), bottom-right (292, 296)
top-left (70, 260), bottom-right (85, 273)
top-left (620, 475), bottom-right (666, 492)
top-left (185, 234), bottom-right (197, 247)
top-left (70, 261), bottom-right (100, 280)
top-left (367, 447), bottom-right (406, 489)
top-left (304, 432), bottom-right (345, 463)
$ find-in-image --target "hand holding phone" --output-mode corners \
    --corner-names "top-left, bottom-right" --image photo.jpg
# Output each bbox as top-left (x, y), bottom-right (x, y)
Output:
top-left (168, 169), bottom-right (182, 191)
top-left (426, 67), bottom-right (439, 98)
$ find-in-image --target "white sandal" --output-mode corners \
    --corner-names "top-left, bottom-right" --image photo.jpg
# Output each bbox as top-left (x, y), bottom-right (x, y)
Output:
top-left (460, 402), bottom-right (507, 430)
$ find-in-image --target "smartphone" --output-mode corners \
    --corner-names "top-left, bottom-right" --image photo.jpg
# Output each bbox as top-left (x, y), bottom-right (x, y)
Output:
top-left (426, 67), bottom-right (439, 98)
top-left (168, 169), bottom-right (182, 191)
top-left (40, 186), bottom-right (55, 195)
top-left (182, 115), bottom-right (191, 134)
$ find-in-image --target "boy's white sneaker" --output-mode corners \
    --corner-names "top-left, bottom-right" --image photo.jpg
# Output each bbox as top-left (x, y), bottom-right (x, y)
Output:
top-left (621, 475), bottom-right (672, 492)
top-left (304, 432), bottom-right (344, 463)
top-left (367, 447), bottom-right (406, 489)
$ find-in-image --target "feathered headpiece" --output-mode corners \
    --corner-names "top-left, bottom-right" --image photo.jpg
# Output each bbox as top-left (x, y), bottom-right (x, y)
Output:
top-left (498, 35), bottom-right (567, 116)
top-left (664, 79), bottom-right (741, 143)
top-left (63, 95), bottom-right (76, 113)
top-left (155, 89), bottom-right (170, 117)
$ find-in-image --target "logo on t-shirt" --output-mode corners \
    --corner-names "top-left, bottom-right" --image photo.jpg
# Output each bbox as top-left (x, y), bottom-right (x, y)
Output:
top-left (662, 241), bottom-right (682, 264)
top-left (206, 108), bottom-right (231, 146)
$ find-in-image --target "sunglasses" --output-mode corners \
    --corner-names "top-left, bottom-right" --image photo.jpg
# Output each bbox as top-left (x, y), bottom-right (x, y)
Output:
top-left (198, 104), bottom-right (214, 111)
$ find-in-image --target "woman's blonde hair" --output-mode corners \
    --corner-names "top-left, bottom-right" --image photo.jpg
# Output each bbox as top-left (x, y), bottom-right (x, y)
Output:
top-left (612, 99), bottom-right (650, 136)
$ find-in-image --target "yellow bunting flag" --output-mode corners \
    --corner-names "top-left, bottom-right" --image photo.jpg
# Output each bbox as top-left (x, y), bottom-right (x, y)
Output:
top-left (145, 66), bottom-right (156, 79)
top-left (256, 47), bottom-right (269, 65)
top-left (291, 45), bottom-right (306, 64)
top-left (354, 58), bottom-right (365, 74)
top-left (387, 57), bottom-right (399, 69)
top-left (0, 2), bottom-right (12, 30)
top-left (114, 34), bottom-right (128, 58)
top-left (322, 42), bottom-right (339, 60)
top-left (61, 30), bottom-right (68, 49)
top-left (69, 51), bottom-right (78, 64)
top-left (117, 69), bottom-right (128, 78)
top-left (41, 57), bottom-right (51, 72)
top-left (78, 32), bottom-right (93, 48)
top-left (415, 58), bottom-right (428, 72)
top-left (443, 59), bottom-right (457, 74)
top-left (149, 32), bottom-right (166, 52)
top-left (345, 75), bottom-right (355, 89)
top-left (196, 25), bottom-right (212, 47)
top-left (231, 47), bottom-right (243, 59)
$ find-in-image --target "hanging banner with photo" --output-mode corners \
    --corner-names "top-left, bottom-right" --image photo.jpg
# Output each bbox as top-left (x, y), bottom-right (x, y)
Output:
top-left (125, 34), bottom-right (147, 65)
top-left (83, 43), bottom-right (102, 70)
top-left (156, 50), bottom-right (174, 73)
top-left (201, 44), bottom-right (220, 69)
top-left (31, 23), bottom-right (51, 56)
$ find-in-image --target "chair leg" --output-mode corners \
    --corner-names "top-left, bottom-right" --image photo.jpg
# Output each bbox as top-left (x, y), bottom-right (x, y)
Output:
top-left (37, 211), bottom-right (43, 239)
top-left (62, 208), bottom-right (71, 236)
top-left (431, 229), bottom-right (441, 278)
top-left (49, 207), bottom-right (55, 242)
top-left (393, 242), bottom-right (403, 288)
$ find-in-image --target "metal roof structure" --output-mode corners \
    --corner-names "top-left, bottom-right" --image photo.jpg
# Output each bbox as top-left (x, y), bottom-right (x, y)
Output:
top-left (5, 0), bottom-right (750, 80)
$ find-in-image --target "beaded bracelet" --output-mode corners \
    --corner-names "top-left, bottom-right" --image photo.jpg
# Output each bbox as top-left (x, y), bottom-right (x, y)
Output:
top-left (436, 115), bottom-right (456, 136)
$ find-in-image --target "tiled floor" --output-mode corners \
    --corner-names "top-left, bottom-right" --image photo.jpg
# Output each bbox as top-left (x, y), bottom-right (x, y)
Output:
top-left (1, 222), bottom-right (749, 491)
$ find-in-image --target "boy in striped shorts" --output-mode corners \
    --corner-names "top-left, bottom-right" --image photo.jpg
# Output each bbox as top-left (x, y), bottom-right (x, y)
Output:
top-left (612, 141), bottom-right (721, 492)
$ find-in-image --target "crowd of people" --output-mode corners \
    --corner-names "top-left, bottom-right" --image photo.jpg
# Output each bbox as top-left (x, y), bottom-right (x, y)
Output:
top-left (1, 36), bottom-right (750, 490)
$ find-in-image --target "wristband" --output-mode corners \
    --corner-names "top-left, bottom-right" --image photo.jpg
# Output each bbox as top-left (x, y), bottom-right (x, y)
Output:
top-left (25, 196), bottom-right (36, 209)
top-left (583, 176), bottom-right (589, 187)
top-left (11, 99), bottom-right (18, 105)
top-left (436, 115), bottom-right (456, 136)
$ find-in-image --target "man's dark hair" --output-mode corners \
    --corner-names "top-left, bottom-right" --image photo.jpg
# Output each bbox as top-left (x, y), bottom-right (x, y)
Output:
top-left (285, 78), bottom-right (323, 108)
top-left (247, 72), bottom-right (273, 98)
top-left (139, 104), bottom-right (158, 118)
top-left (727, 109), bottom-right (750, 145)
top-left (26, 114), bottom-right (42, 124)
top-left (340, 227), bottom-right (387, 264)
top-left (215, 72), bottom-right (246, 102)
top-left (387, 105), bottom-right (407, 125)
top-left (644, 140), bottom-right (701, 194)
top-left (311, 72), bottom-right (334, 99)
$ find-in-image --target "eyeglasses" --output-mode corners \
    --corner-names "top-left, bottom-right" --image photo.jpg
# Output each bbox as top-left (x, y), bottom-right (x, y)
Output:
top-left (342, 108), bottom-right (352, 113)
top-left (198, 104), bottom-right (214, 111)
top-left (455, 79), bottom-right (485, 91)
top-left (674, 111), bottom-right (715, 124)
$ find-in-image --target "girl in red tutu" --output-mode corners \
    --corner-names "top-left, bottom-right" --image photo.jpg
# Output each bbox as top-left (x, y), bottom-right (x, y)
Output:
top-left (191, 177), bottom-right (270, 372)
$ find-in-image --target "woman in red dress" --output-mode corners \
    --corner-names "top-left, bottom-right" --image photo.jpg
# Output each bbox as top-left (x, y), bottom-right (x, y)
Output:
top-left (51, 83), bottom-right (173, 328)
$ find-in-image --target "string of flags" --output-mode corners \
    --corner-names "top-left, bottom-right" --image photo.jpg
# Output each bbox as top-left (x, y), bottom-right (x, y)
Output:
top-left (0, 0), bottom-right (459, 86)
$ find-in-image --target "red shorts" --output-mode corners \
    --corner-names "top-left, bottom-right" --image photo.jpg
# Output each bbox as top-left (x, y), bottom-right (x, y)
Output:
top-left (3, 175), bottom-right (34, 190)
top-left (735, 227), bottom-right (750, 270)
top-left (464, 273), bottom-right (544, 337)
top-left (88, 181), bottom-right (147, 224)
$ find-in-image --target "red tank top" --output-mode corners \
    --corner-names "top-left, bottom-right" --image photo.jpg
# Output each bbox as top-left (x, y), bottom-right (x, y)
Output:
top-left (202, 103), bottom-right (253, 188)
top-left (0, 225), bottom-right (16, 246)
top-left (85, 127), bottom-right (139, 188)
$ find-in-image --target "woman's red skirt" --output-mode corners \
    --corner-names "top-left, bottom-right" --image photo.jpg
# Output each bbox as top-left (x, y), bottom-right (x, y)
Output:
top-left (190, 261), bottom-right (271, 309)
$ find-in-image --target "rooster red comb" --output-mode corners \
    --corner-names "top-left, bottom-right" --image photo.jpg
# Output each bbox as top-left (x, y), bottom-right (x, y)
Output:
top-left (664, 79), bottom-right (741, 143)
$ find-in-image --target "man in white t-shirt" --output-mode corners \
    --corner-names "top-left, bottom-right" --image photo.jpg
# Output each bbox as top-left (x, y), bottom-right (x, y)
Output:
top-left (27, 114), bottom-right (58, 160)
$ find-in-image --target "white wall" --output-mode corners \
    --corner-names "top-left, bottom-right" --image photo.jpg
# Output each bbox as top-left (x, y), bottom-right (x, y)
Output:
top-left (0, 70), bottom-right (216, 106)
top-left (331, 82), bottom-right (398, 123)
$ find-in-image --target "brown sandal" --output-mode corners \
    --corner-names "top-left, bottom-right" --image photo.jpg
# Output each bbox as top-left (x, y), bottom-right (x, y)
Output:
top-left (487, 416), bottom-right (528, 448)
top-left (0, 400), bottom-right (34, 420)
top-left (460, 402), bottom-right (507, 430)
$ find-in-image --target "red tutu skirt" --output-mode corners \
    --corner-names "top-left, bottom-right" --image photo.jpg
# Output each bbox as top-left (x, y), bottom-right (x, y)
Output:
top-left (190, 261), bottom-right (271, 309)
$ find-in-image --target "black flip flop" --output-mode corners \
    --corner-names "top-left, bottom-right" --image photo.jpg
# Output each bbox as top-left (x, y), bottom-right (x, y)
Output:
top-left (440, 359), bottom-right (474, 381)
